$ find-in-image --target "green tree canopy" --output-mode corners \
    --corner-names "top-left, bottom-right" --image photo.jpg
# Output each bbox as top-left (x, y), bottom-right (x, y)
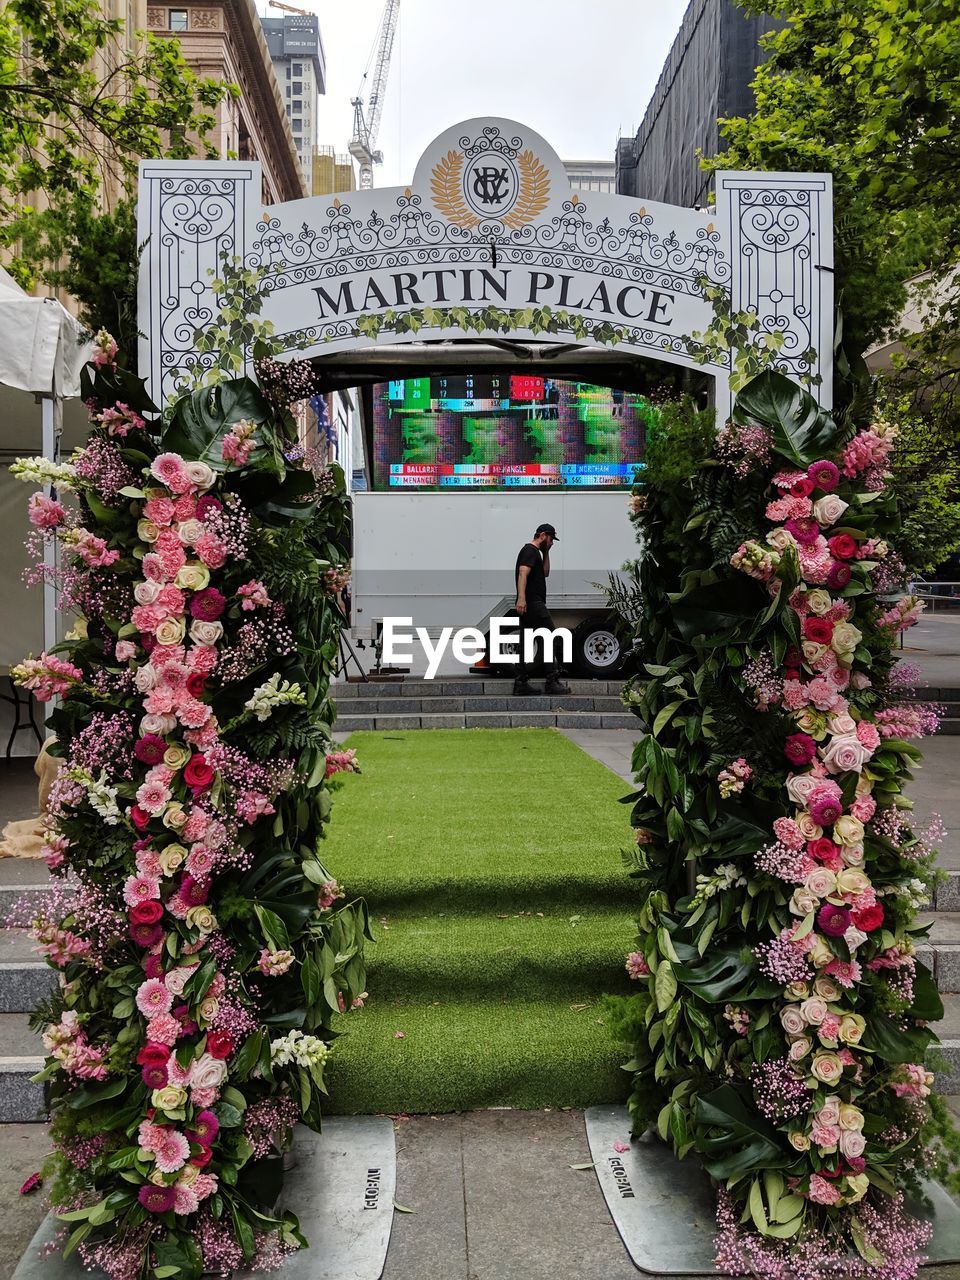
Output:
top-left (0, 0), bottom-right (233, 288)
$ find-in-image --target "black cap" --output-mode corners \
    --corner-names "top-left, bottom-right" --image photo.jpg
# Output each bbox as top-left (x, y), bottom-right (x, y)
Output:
top-left (535, 523), bottom-right (559, 541)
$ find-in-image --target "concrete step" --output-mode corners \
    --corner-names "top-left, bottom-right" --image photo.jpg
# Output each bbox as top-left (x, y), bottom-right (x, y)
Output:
top-left (0, 1014), bottom-right (45, 1122)
top-left (335, 694), bottom-right (628, 717)
top-left (335, 711), bottom-right (639, 732)
top-left (332, 677), bottom-right (625, 700)
top-left (0, 932), bottom-right (56, 1013)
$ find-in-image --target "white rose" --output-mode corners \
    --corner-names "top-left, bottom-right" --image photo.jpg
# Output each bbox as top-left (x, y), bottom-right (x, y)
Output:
top-left (786, 774), bottom-right (820, 806)
top-left (135, 580), bottom-right (162, 605)
top-left (191, 1053), bottom-right (228, 1091)
top-left (176, 563), bottom-right (211, 592)
top-left (811, 1051), bottom-right (844, 1084)
top-left (844, 926), bottom-right (869, 951)
top-left (790, 888), bottom-right (819, 916)
top-left (839, 1129), bottom-right (866, 1159)
top-left (854, 775), bottom-right (874, 796)
top-left (767, 527), bottom-right (796, 552)
top-left (177, 519), bottom-right (205, 546)
top-left (821, 734), bottom-right (871, 774)
top-left (137, 519), bottom-right (161, 544)
top-left (809, 937), bottom-right (834, 968)
top-left (780, 1006), bottom-right (806, 1035)
top-left (806, 867), bottom-right (837, 899)
top-left (818, 1096), bottom-right (841, 1127)
top-left (141, 713), bottom-right (177, 736)
top-left (834, 818), bottom-right (865, 848)
top-left (199, 996), bottom-right (219, 1022)
top-left (184, 461), bottom-right (216, 491)
top-left (831, 622), bottom-right (863, 656)
top-left (841, 843), bottom-right (865, 867)
top-left (189, 620), bottom-right (223, 646)
top-left (813, 494), bottom-right (849, 526)
top-left (796, 813), bottom-right (824, 841)
top-left (788, 1036), bottom-right (813, 1061)
top-left (828, 713), bottom-right (857, 736)
top-left (806, 589), bottom-right (833, 616)
top-left (164, 966), bottom-right (194, 996)
top-left (134, 665), bottom-right (160, 692)
top-left (813, 976), bottom-right (841, 1001)
top-left (839, 865), bottom-right (875, 896)
top-left (158, 844), bottom-right (187, 875)
top-left (802, 641), bottom-right (829, 666)
top-left (155, 616), bottom-right (186, 646)
top-left (788, 1131), bottom-right (810, 1152)
top-left (784, 981), bottom-right (810, 1002)
top-left (800, 997), bottom-right (828, 1026)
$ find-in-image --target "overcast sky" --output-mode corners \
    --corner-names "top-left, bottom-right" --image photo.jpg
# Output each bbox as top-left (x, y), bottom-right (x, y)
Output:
top-left (260, 0), bottom-right (690, 186)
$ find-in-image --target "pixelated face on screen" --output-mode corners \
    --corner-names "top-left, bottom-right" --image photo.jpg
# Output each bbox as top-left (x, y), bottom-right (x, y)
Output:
top-left (371, 375), bottom-right (650, 490)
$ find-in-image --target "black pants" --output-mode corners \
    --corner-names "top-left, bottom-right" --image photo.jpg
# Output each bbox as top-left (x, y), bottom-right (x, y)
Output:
top-left (516, 599), bottom-right (561, 681)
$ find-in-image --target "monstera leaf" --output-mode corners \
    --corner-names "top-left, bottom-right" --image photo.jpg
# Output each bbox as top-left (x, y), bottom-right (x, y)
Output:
top-left (163, 378), bottom-right (272, 470)
top-left (670, 576), bottom-right (768, 645)
top-left (694, 1084), bottom-right (787, 1180)
top-left (732, 370), bottom-right (837, 467)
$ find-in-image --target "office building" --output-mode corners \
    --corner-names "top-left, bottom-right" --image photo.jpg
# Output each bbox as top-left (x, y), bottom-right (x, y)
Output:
top-left (260, 12), bottom-right (326, 191)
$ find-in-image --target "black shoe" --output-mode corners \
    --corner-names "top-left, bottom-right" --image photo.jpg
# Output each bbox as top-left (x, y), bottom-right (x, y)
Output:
top-left (544, 677), bottom-right (572, 695)
top-left (513, 679), bottom-right (538, 696)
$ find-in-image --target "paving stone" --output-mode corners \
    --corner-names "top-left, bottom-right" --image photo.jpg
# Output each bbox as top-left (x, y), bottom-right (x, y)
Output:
top-left (419, 715), bottom-right (467, 729)
top-left (463, 696), bottom-right (510, 712)
top-left (374, 717), bottom-right (421, 731)
top-left (937, 875), bottom-right (960, 912)
top-left (382, 1115), bottom-right (468, 1280)
top-left (417, 698), bottom-right (465, 712)
top-left (371, 698), bottom-right (420, 714)
top-left (600, 714), bottom-right (639, 730)
top-left (508, 714), bottom-right (559, 728)
top-left (335, 715), bottom-right (376, 732)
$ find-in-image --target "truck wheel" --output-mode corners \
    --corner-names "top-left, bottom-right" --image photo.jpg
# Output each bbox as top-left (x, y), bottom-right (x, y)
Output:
top-left (480, 629), bottom-right (521, 676)
top-left (571, 617), bottom-right (624, 678)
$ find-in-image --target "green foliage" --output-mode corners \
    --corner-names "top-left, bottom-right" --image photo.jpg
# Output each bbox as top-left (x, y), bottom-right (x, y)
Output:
top-left (607, 368), bottom-right (953, 1254)
top-left (0, 0), bottom-right (233, 285)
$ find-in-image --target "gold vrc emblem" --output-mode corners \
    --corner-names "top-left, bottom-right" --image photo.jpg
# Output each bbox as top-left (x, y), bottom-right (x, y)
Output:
top-left (431, 142), bottom-right (550, 231)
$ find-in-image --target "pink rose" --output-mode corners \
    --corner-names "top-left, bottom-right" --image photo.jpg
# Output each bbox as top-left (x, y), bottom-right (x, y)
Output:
top-left (820, 734), bottom-right (872, 774)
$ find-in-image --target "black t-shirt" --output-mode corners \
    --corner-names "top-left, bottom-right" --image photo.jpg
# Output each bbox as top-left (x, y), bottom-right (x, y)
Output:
top-left (515, 543), bottom-right (546, 601)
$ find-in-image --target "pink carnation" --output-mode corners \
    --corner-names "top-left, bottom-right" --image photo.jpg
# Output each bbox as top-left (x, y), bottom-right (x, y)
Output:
top-left (146, 1012), bottom-right (181, 1045)
top-left (151, 453), bottom-right (192, 495)
top-left (808, 1174), bottom-right (841, 1205)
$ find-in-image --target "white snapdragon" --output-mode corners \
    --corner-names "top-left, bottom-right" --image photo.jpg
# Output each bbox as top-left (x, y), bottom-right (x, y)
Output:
top-left (270, 1029), bottom-right (331, 1070)
top-left (244, 673), bottom-right (307, 722)
top-left (10, 456), bottom-right (78, 490)
top-left (75, 768), bottom-right (122, 825)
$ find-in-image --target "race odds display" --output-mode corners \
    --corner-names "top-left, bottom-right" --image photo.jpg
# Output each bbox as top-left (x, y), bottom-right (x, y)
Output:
top-left (372, 376), bottom-right (650, 489)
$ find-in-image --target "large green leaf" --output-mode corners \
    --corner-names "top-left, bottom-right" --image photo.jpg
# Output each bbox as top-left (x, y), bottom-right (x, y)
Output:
top-left (732, 369), bottom-right (837, 466)
top-left (862, 1014), bottom-right (936, 1064)
top-left (163, 378), bottom-right (272, 469)
top-left (694, 1084), bottom-right (787, 1180)
top-left (908, 961), bottom-right (944, 1023)
top-left (670, 577), bottom-right (768, 645)
top-left (673, 943), bottom-right (767, 1003)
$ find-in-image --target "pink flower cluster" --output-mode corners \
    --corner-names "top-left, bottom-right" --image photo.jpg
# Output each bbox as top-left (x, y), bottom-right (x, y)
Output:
top-left (717, 758), bottom-right (751, 799)
top-left (11, 653), bottom-right (83, 701)
top-left (41, 1012), bottom-right (108, 1080)
top-left (98, 403), bottom-right (146, 437)
top-left (325, 748), bottom-right (359, 778)
top-left (221, 420), bottom-right (256, 467)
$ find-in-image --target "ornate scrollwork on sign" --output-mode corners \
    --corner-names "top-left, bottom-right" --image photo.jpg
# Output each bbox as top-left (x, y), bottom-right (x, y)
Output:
top-left (431, 128), bottom-right (551, 232)
top-left (138, 163), bottom-right (257, 402)
top-left (715, 172), bottom-right (833, 405)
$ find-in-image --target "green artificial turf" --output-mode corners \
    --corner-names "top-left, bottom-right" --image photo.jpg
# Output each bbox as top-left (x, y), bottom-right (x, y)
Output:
top-left (321, 728), bottom-right (641, 1114)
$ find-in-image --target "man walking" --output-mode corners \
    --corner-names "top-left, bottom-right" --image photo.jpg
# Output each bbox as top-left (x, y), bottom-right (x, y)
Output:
top-left (513, 523), bottom-right (571, 696)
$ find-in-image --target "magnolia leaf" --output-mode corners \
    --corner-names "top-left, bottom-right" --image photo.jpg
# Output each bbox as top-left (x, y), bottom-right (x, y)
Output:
top-left (393, 1201), bottom-right (416, 1214)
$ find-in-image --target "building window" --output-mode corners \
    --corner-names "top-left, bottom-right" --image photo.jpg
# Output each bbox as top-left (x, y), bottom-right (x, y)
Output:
top-left (292, 99), bottom-right (302, 111)
top-left (292, 62), bottom-right (302, 75)
top-left (168, 9), bottom-right (188, 30)
top-left (292, 81), bottom-right (302, 94)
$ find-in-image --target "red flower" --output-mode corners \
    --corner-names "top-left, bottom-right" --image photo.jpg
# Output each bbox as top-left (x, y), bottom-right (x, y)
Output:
top-left (852, 904), bottom-right (884, 932)
top-left (129, 922), bottom-right (164, 948)
top-left (141, 1064), bottom-right (167, 1088)
top-left (183, 755), bottom-right (214, 790)
top-left (826, 561), bottom-right (852, 589)
top-left (803, 616), bottom-right (834, 645)
top-left (828, 534), bottom-right (858, 561)
top-left (789, 476), bottom-right (816, 498)
top-left (137, 1042), bottom-right (170, 1067)
top-left (190, 1146), bottom-right (214, 1168)
top-left (817, 904), bottom-right (852, 937)
top-left (784, 646), bottom-right (803, 669)
top-left (130, 899), bottom-right (163, 925)
top-left (784, 733), bottom-right (817, 766)
top-left (186, 673), bottom-right (206, 697)
top-left (134, 734), bottom-right (167, 765)
top-left (807, 459), bottom-right (840, 492)
top-left (139, 1184), bottom-right (176, 1214)
top-left (141, 633), bottom-right (156, 654)
top-left (144, 952), bottom-right (165, 979)
top-left (130, 805), bottom-right (152, 831)
top-left (206, 1030), bottom-right (234, 1060)
top-left (808, 837), bottom-right (840, 863)
top-left (190, 587), bottom-right (226, 621)
top-left (19, 1173), bottom-right (42, 1196)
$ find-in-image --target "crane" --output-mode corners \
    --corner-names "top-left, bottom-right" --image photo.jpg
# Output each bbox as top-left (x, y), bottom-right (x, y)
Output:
top-left (349, 0), bottom-right (399, 190)
top-left (267, 0), bottom-right (312, 14)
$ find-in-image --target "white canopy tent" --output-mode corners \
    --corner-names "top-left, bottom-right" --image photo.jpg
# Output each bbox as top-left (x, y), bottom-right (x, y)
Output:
top-left (0, 266), bottom-right (91, 755)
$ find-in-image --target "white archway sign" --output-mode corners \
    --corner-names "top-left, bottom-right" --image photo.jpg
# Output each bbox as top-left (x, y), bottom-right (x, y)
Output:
top-left (137, 117), bottom-right (833, 414)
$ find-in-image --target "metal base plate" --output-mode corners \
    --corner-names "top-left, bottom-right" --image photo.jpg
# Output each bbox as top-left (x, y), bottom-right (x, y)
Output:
top-left (585, 1105), bottom-right (960, 1276)
top-left (12, 1117), bottom-right (396, 1280)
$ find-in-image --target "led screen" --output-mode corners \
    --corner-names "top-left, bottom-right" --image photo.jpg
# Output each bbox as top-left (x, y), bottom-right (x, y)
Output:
top-left (371, 375), bottom-right (650, 489)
